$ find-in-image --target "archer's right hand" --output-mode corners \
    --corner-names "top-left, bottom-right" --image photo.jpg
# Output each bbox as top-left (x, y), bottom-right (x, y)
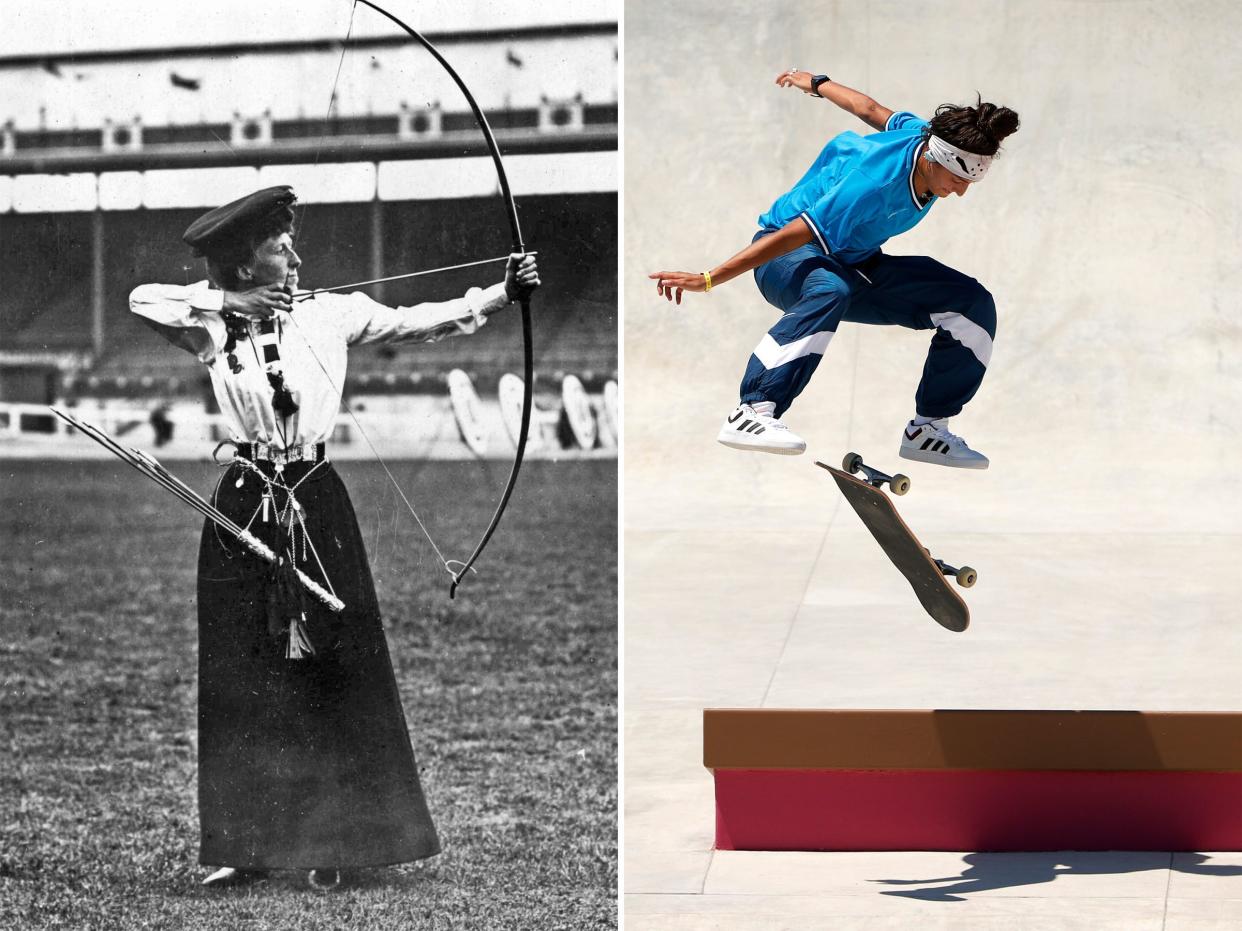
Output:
top-left (223, 283), bottom-right (293, 321)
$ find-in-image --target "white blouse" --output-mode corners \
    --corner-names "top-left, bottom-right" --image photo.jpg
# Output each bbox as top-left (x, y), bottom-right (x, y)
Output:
top-left (130, 279), bottom-right (511, 445)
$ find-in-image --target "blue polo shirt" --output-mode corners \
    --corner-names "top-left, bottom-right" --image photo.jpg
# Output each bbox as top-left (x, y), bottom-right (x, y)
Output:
top-left (757, 111), bottom-right (933, 264)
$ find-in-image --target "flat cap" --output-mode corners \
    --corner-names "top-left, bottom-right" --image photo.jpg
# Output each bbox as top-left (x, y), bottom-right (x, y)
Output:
top-left (182, 185), bottom-right (297, 256)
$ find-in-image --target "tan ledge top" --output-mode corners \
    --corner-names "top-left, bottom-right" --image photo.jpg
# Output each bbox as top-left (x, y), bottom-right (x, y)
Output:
top-left (703, 709), bottom-right (1242, 772)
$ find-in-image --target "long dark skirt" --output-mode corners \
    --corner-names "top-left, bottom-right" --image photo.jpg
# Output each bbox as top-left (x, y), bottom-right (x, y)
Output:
top-left (196, 458), bottom-right (439, 869)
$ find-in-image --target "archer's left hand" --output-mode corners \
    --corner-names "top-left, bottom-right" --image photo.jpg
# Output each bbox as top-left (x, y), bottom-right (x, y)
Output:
top-left (505, 253), bottom-right (540, 302)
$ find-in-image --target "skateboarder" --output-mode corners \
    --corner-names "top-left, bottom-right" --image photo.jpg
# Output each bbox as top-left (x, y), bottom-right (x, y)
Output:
top-left (650, 69), bottom-right (1019, 468)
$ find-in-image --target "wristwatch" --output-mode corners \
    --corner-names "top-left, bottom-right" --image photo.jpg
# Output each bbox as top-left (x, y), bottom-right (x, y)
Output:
top-left (810, 74), bottom-right (831, 97)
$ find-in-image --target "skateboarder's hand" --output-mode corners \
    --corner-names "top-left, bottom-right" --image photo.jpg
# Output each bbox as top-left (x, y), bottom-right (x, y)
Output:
top-left (650, 271), bottom-right (707, 305)
top-left (775, 69), bottom-right (814, 94)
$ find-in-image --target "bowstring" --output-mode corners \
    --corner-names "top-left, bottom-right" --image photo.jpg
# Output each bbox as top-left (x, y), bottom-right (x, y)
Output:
top-left (293, 253), bottom-right (531, 301)
top-left (295, 0), bottom-right (356, 240)
top-left (283, 0), bottom-right (455, 581)
top-left (283, 314), bottom-right (454, 576)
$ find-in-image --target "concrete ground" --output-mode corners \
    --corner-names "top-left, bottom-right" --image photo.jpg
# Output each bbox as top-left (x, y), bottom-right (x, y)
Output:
top-left (624, 462), bottom-right (1242, 929)
top-left (623, 1), bottom-right (1242, 927)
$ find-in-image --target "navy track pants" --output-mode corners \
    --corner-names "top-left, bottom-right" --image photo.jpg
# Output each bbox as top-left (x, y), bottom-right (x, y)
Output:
top-left (739, 235), bottom-right (997, 419)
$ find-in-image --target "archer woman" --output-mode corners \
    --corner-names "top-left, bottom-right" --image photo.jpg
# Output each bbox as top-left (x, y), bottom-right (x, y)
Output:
top-left (651, 70), bottom-right (1019, 468)
top-left (130, 185), bottom-right (539, 889)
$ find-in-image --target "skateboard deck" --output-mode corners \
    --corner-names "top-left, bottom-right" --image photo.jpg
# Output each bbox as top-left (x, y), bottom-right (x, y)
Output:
top-left (817, 461), bottom-right (970, 632)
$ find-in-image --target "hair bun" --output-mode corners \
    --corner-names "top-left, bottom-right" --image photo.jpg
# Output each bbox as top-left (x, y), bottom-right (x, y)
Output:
top-left (980, 104), bottom-right (1021, 143)
top-left (929, 95), bottom-right (1020, 156)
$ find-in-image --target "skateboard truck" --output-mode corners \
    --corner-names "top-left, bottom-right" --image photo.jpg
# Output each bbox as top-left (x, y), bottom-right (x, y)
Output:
top-left (841, 452), bottom-right (911, 496)
top-left (932, 556), bottom-right (978, 589)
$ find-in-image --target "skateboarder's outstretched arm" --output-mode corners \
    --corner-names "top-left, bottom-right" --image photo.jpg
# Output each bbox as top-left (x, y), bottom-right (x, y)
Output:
top-left (775, 69), bottom-right (894, 133)
top-left (650, 220), bottom-right (812, 305)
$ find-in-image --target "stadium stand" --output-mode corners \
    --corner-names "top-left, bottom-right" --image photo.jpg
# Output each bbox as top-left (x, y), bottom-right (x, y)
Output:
top-left (0, 192), bottom-right (615, 397)
top-left (1, 39), bottom-right (615, 391)
top-left (0, 23), bottom-right (615, 459)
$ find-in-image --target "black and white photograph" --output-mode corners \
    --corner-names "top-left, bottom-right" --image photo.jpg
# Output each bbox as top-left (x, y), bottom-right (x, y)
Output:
top-left (0, 1), bottom-right (617, 928)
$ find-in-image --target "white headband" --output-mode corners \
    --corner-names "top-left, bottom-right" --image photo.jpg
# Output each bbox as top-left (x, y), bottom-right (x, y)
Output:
top-left (924, 134), bottom-right (993, 182)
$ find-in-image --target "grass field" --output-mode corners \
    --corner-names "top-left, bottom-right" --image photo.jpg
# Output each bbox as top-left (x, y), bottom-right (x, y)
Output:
top-left (0, 458), bottom-right (617, 930)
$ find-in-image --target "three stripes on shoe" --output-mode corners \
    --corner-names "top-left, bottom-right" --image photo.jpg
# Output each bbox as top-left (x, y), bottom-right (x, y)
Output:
top-left (728, 410), bottom-right (765, 435)
top-left (906, 426), bottom-right (949, 454)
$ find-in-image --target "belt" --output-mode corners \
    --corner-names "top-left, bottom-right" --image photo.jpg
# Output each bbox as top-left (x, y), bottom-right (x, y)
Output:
top-left (236, 441), bottom-right (327, 464)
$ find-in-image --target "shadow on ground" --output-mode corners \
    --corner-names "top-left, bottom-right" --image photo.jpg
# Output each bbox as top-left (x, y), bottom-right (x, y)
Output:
top-left (871, 852), bottom-right (1242, 902)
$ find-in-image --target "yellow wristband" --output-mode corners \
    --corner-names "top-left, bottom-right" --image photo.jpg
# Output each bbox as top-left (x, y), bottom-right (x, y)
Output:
top-left (702, 271), bottom-right (713, 292)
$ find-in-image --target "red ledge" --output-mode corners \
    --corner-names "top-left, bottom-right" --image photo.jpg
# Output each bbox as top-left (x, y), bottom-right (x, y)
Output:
top-left (714, 768), bottom-right (1242, 851)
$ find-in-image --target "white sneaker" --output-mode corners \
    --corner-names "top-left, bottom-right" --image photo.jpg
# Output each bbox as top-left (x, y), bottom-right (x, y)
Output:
top-left (717, 403), bottom-right (806, 455)
top-left (899, 419), bottom-right (989, 469)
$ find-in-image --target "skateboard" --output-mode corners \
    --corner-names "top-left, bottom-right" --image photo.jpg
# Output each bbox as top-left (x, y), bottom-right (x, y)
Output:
top-left (817, 453), bottom-right (975, 632)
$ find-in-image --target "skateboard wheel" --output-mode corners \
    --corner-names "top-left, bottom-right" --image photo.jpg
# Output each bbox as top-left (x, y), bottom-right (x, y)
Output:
top-left (842, 452), bottom-right (863, 474)
top-left (890, 474), bottom-right (911, 496)
top-left (956, 567), bottom-right (977, 588)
